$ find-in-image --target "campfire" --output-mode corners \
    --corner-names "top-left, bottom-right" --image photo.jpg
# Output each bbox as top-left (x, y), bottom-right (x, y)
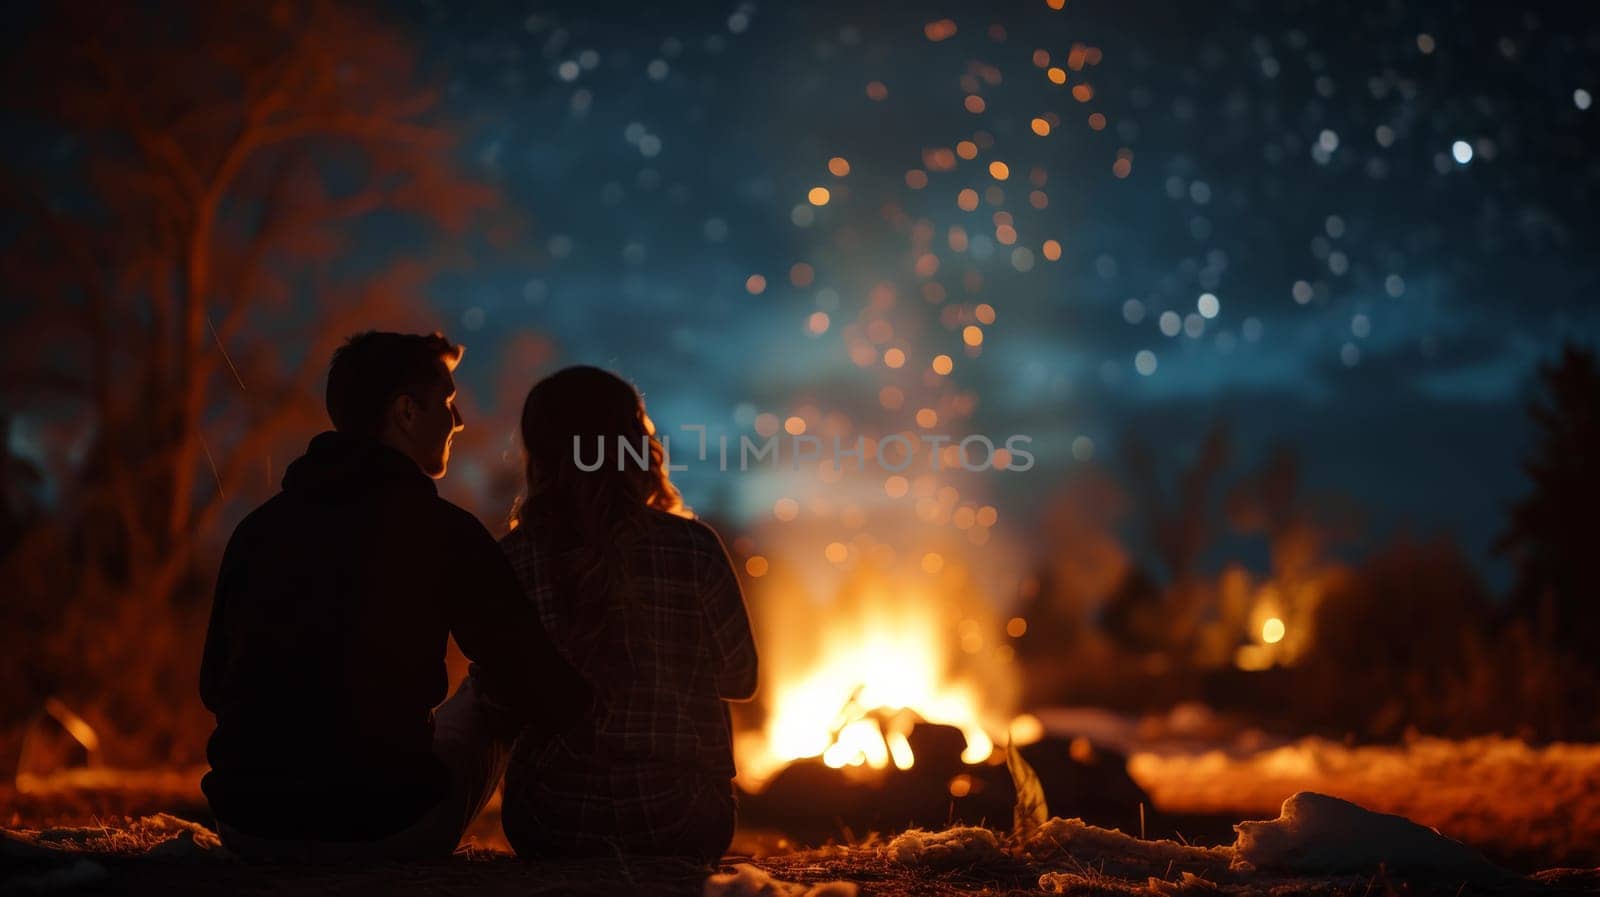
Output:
top-left (731, 532), bottom-right (1022, 793)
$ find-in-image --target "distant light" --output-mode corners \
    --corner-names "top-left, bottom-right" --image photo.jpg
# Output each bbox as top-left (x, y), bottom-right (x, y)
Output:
top-left (916, 408), bottom-right (938, 429)
top-left (1197, 292), bottom-right (1220, 318)
top-left (828, 156), bottom-right (851, 177)
top-left (646, 59), bottom-right (669, 80)
top-left (883, 347), bottom-right (906, 368)
top-left (1451, 140), bottom-right (1473, 164)
top-left (1071, 435), bottom-right (1094, 460)
top-left (1242, 317), bottom-right (1263, 342)
top-left (1340, 342), bottom-right (1361, 367)
top-left (1375, 125), bottom-right (1395, 147)
top-left (1042, 239), bottom-right (1062, 261)
top-left (1577, 89), bottom-right (1594, 111)
top-left (1352, 314), bottom-right (1372, 338)
top-left (1031, 117), bottom-right (1051, 136)
top-left (808, 186), bottom-right (831, 206)
top-left (825, 542), bottom-right (849, 564)
top-left (1325, 215), bottom-right (1345, 238)
top-left (774, 496), bottom-right (800, 519)
top-left (1134, 349), bottom-right (1158, 376)
top-left (932, 354), bottom-right (954, 375)
top-left (556, 60), bottom-right (580, 82)
top-left (1184, 313), bottom-right (1205, 339)
top-left (1385, 274), bottom-right (1406, 297)
top-left (1047, 66), bottom-right (1067, 85)
top-left (784, 414), bottom-right (807, 435)
top-left (866, 81), bottom-right (889, 101)
top-left (962, 325), bottom-right (984, 347)
top-left (1006, 617), bottom-right (1028, 638)
top-left (1122, 298), bottom-right (1146, 324)
top-left (745, 274), bottom-right (767, 295)
top-left (1416, 33), bottom-right (1435, 54)
top-left (807, 311), bottom-right (830, 335)
top-left (975, 303), bottom-right (996, 324)
top-left (1292, 280), bottom-right (1313, 304)
top-left (988, 160), bottom-right (1010, 181)
top-left (956, 140), bottom-right (979, 159)
top-left (744, 555), bottom-right (768, 577)
top-left (1159, 310), bottom-right (1182, 336)
top-left (1262, 617), bottom-right (1286, 644)
top-left (1318, 129), bottom-right (1339, 152)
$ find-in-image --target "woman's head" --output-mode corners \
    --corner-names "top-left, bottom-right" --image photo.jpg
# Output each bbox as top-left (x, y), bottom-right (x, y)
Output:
top-left (515, 365), bottom-right (685, 531)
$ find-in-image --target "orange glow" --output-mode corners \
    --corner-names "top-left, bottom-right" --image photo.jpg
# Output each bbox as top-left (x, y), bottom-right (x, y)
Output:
top-left (745, 555), bottom-right (769, 577)
top-left (866, 81), bottom-right (889, 101)
top-left (1113, 157), bottom-right (1132, 178)
top-left (1072, 83), bottom-right (1094, 102)
top-left (790, 262), bottom-right (814, 286)
top-left (914, 253), bottom-right (941, 278)
top-left (879, 385), bottom-right (904, 409)
top-left (1046, 0), bottom-right (1066, 8)
top-left (1047, 66), bottom-right (1066, 85)
top-left (783, 416), bottom-right (807, 436)
top-left (1032, 49), bottom-right (1050, 68)
top-left (1088, 112), bottom-right (1107, 130)
top-left (916, 407), bottom-right (938, 428)
top-left (884, 475), bottom-right (909, 498)
top-left (975, 303), bottom-right (996, 324)
top-left (807, 311), bottom-right (830, 334)
top-left (956, 140), bottom-right (978, 160)
top-left (1006, 617), bottom-right (1027, 638)
top-left (1030, 117), bottom-right (1051, 136)
top-left (883, 347), bottom-right (906, 368)
top-left (957, 188), bottom-right (980, 211)
top-left (827, 156), bottom-right (850, 177)
top-left (994, 225), bottom-right (1017, 245)
top-left (825, 542), bottom-right (849, 564)
top-left (963, 95), bottom-right (986, 114)
top-left (773, 497), bottom-right (800, 521)
top-left (932, 354), bottom-right (954, 375)
top-left (904, 169), bottom-right (928, 189)
top-left (746, 274), bottom-right (767, 295)
top-left (988, 160), bottom-right (1010, 180)
top-left (1042, 239), bottom-right (1062, 261)
top-left (808, 186), bottom-right (831, 206)
top-left (924, 18), bottom-right (957, 41)
top-left (947, 226), bottom-right (969, 252)
top-left (921, 552), bottom-right (945, 574)
top-left (962, 325), bottom-right (984, 346)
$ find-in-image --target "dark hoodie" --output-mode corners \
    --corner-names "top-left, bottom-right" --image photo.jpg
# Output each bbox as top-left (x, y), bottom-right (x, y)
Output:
top-left (200, 431), bottom-right (588, 841)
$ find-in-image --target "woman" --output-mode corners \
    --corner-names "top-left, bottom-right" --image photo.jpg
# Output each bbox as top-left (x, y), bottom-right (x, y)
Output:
top-left (498, 365), bottom-right (758, 865)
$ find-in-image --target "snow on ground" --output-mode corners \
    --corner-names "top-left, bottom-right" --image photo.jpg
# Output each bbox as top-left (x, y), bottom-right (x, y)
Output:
top-left (1126, 734), bottom-right (1600, 867)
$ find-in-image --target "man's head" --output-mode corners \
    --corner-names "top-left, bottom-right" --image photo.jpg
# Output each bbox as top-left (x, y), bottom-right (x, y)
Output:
top-left (326, 331), bottom-right (465, 478)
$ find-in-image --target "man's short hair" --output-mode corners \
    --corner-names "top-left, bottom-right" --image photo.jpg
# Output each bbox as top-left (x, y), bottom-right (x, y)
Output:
top-left (325, 331), bottom-right (463, 440)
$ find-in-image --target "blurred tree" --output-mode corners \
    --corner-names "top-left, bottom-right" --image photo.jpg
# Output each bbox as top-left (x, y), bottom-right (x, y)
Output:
top-left (0, 0), bottom-right (501, 765)
top-left (1106, 422), bottom-right (1230, 660)
top-left (1497, 343), bottom-right (1600, 658)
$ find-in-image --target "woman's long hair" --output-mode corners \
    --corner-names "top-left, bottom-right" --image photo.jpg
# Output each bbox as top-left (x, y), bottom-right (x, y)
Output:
top-left (513, 366), bottom-right (687, 622)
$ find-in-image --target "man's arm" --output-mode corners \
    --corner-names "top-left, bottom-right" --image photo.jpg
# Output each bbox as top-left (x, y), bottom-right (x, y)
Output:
top-left (446, 511), bottom-right (591, 734)
top-left (696, 524), bottom-right (758, 702)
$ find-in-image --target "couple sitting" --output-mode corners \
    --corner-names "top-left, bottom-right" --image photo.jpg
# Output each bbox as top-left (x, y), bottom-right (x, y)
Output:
top-left (199, 331), bottom-right (758, 863)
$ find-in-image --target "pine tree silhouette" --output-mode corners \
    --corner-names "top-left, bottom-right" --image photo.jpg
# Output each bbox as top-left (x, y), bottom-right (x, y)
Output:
top-left (1497, 343), bottom-right (1600, 656)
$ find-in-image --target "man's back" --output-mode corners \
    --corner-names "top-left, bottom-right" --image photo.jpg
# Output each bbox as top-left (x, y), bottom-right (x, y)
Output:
top-left (200, 430), bottom-right (571, 841)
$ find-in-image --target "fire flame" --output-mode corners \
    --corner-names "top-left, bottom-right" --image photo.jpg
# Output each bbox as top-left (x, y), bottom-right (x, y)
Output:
top-left (735, 572), bottom-right (1017, 791)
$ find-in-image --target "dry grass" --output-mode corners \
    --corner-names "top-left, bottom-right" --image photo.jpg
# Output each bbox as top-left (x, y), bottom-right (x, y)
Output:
top-left (9, 813), bottom-right (1596, 897)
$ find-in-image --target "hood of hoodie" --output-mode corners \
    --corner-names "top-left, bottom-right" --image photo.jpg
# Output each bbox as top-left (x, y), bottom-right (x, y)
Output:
top-left (281, 430), bottom-right (437, 501)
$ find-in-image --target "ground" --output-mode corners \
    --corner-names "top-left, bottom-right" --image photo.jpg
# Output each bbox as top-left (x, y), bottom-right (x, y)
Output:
top-left (4, 732), bottom-right (1599, 896)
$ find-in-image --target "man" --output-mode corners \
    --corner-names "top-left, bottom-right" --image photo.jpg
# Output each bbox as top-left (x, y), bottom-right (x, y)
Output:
top-left (200, 331), bottom-right (588, 861)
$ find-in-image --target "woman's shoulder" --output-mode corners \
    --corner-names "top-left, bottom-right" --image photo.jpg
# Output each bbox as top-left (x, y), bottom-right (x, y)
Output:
top-left (638, 507), bottom-right (728, 557)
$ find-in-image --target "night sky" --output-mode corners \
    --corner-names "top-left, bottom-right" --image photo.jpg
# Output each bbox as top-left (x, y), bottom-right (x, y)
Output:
top-left (26, 0), bottom-right (1598, 587)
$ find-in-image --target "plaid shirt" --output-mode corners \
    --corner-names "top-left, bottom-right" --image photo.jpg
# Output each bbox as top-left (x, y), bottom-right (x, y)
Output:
top-left (497, 509), bottom-right (757, 856)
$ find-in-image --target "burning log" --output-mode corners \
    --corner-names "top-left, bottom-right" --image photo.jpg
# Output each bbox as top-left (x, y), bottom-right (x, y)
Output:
top-left (737, 722), bottom-right (1153, 845)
